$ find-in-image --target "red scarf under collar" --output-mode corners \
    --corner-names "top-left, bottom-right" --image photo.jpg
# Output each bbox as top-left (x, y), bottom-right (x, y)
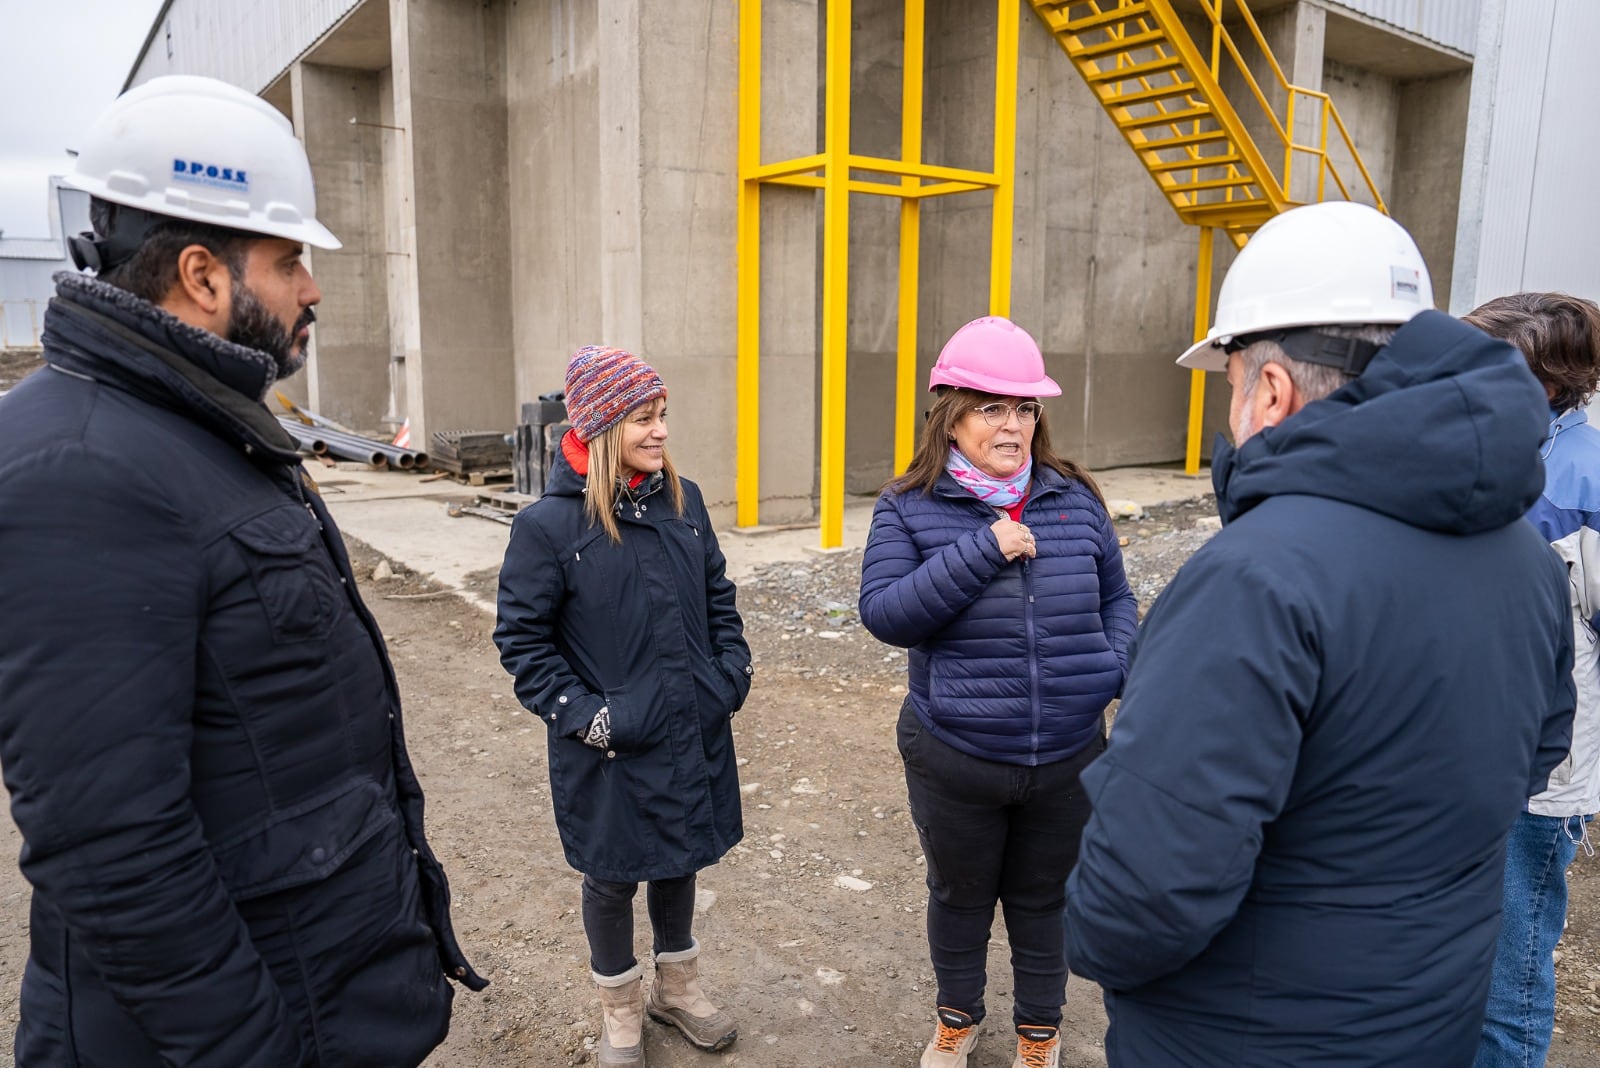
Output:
top-left (561, 429), bottom-right (647, 488)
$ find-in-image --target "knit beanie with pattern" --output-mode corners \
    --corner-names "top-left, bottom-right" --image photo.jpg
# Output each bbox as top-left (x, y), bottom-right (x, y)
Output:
top-left (563, 345), bottom-right (667, 443)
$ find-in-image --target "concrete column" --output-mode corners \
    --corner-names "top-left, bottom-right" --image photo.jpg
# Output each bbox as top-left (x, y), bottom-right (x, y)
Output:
top-left (387, 0), bottom-right (515, 444)
top-left (1391, 72), bottom-right (1471, 311)
top-left (505, 0), bottom-right (603, 404)
top-left (290, 62), bottom-right (392, 431)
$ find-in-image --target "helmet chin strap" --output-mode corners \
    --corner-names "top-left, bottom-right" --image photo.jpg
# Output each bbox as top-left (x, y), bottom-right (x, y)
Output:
top-left (67, 206), bottom-right (168, 275)
top-left (1225, 327), bottom-right (1383, 375)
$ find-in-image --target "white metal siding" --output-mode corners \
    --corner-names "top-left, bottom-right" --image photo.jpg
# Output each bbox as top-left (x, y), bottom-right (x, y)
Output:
top-left (1521, 1), bottom-right (1600, 299)
top-left (1454, 0), bottom-right (1600, 310)
top-left (1327, 0), bottom-right (1480, 55)
top-left (127, 0), bottom-right (363, 94)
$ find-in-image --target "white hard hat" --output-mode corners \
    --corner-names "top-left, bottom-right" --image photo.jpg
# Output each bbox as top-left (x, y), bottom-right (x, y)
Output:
top-left (1177, 201), bottom-right (1430, 371)
top-left (63, 75), bottom-right (340, 250)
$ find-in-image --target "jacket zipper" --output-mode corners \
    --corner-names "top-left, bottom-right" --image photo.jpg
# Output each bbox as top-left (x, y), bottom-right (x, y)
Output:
top-left (1022, 552), bottom-right (1041, 761)
top-left (973, 496), bottom-right (1046, 763)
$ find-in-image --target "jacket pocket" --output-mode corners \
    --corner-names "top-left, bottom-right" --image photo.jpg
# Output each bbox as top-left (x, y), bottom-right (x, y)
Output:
top-left (602, 685), bottom-right (670, 753)
top-left (210, 778), bottom-right (395, 900)
top-left (229, 508), bottom-right (340, 643)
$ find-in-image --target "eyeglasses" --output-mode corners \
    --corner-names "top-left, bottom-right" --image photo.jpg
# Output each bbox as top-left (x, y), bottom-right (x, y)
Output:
top-left (972, 401), bottom-right (1043, 427)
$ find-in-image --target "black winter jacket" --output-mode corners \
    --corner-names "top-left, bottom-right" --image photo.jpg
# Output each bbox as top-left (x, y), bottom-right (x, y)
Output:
top-left (495, 445), bottom-right (750, 883)
top-left (1064, 311), bottom-right (1576, 1066)
top-left (0, 274), bottom-right (483, 1068)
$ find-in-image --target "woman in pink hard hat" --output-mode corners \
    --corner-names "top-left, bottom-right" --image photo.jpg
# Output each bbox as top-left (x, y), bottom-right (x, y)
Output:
top-left (859, 317), bottom-right (1136, 1068)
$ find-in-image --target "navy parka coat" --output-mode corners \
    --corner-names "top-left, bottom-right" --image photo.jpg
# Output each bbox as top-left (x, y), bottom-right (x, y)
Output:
top-left (495, 445), bottom-right (750, 883)
top-left (0, 274), bottom-right (483, 1068)
top-left (1063, 311), bottom-right (1577, 1066)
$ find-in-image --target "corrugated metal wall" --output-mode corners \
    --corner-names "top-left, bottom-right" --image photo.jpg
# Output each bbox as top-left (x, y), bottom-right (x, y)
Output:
top-left (1327, 0), bottom-right (1480, 54)
top-left (1453, 0), bottom-right (1600, 310)
top-left (127, 0), bottom-right (362, 94)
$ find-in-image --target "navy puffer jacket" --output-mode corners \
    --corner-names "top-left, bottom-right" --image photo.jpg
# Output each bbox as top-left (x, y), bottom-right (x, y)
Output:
top-left (860, 465), bottom-right (1136, 765)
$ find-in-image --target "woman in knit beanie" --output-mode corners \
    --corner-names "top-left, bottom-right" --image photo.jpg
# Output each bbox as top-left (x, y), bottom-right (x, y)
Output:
top-left (495, 346), bottom-right (751, 1067)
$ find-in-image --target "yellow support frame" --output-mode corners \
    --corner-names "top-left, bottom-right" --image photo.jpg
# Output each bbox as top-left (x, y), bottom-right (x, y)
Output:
top-left (1184, 226), bottom-right (1215, 476)
top-left (737, 0), bottom-right (1023, 549)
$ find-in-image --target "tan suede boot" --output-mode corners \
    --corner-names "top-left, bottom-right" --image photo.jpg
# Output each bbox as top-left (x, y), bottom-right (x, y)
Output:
top-left (646, 940), bottom-right (737, 1051)
top-left (594, 964), bottom-right (646, 1068)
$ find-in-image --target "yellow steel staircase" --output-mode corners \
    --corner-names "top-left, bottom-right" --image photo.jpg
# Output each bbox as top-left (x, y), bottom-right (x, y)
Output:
top-left (1029, 0), bottom-right (1385, 247)
top-left (1029, 0), bottom-right (1387, 470)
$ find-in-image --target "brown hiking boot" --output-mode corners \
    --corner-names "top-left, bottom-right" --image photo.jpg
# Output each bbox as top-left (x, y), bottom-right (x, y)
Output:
top-left (647, 940), bottom-right (737, 1052)
top-left (594, 964), bottom-right (646, 1067)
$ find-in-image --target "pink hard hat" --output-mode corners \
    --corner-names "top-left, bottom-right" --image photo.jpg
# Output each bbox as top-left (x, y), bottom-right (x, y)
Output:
top-left (928, 316), bottom-right (1061, 397)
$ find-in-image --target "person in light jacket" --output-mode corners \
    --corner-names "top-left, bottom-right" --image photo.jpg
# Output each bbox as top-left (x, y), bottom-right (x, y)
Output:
top-left (495, 346), bottom-right (751, 1068)
top-left (1466, 292), bottom-right (1600, 1068)
top-left (859, 316), bottom-right (1137, 1068)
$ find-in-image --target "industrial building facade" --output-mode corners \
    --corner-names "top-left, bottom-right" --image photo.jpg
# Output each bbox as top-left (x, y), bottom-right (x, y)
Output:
top-left (122, 0), bottom-right (1594, 526)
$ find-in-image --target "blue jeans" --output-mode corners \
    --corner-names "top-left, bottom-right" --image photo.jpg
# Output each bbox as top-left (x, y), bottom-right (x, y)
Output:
top-left (1475, 811), bottom-right (1585, 1068)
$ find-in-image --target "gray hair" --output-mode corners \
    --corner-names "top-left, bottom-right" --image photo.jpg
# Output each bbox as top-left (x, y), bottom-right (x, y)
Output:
top-left (1236, 323), bottom-right (1399, 404)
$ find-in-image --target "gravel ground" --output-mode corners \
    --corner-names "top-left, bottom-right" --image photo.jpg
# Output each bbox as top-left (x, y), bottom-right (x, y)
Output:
top-left (0, 350), bottom-right (43, 393)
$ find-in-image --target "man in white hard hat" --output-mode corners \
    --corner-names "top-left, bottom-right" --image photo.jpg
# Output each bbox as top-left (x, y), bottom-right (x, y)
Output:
top-left (1061, 201), bottom-right (1575, 1065)
top-left (0, 76), bottom-right (482, 1067)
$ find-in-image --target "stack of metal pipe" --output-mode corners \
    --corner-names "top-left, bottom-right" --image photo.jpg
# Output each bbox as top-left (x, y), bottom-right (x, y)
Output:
top-left (275, 414), bottom-right (428, 469)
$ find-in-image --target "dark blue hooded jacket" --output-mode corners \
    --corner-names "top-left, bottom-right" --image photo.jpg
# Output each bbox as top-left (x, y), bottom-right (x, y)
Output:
top-left (1063, 311), bottom-right (1576, 1067)
top-left (860, 463), bottom-right (1137, 765)
top-left (0, 274), bottom-right (482, 1068)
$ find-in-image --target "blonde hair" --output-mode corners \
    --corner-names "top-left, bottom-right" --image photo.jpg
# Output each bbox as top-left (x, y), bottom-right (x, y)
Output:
top-left (583, 397), bottom-right (685, 542)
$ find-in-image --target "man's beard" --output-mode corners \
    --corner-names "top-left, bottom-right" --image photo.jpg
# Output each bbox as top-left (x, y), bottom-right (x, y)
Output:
top-left (227, 282), bottom-right (316, 380)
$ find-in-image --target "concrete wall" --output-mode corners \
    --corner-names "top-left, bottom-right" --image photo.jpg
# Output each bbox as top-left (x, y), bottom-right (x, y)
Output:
top-left (1320, 58), bottom-right (1397, 210)
top-left (292, 63), bottom-right (393, 429)
top-left (388, 0), bottom-right (515, 443)
top-left (505, 0), bottom-right (603, 407)
top-left (1389, 71), bottom-right (1470, 310)
top-left (500, 0), bottom-right (815, 523)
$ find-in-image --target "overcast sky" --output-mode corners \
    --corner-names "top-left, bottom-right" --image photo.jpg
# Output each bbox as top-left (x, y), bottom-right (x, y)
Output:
top-left (0, 0), bottom-right (167, 238)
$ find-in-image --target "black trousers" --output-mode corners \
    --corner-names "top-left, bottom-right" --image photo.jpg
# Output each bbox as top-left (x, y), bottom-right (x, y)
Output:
top-left (581, 873), bottom-right (698, 977)
top-left (898, 699), bottom-right (1101, 1027)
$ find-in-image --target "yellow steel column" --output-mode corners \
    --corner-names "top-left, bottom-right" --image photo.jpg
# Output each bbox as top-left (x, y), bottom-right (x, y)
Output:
top-left (736, 0), bottom-right (762, 527)
top-left (988, 0), bottom-right (1020, 318)
top-left (818, 0), bottom-right (852, 548)
top-left (1184, 225), bottom-right (1215, 476)
top-left (896, 0), bottom-right (926, 474)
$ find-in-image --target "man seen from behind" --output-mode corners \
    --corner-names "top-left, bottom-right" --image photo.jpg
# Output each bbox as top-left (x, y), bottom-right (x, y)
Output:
top-left (1063, 202), bottom-right (1575, 1067)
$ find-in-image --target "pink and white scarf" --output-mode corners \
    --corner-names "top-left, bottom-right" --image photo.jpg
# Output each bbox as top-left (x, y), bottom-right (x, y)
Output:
top-left (946, 446), bottom-right (1031, 508)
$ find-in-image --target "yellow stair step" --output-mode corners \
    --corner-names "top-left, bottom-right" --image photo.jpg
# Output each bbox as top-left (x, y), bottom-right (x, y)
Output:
top-left (1100, 81), bottom-right (1197, 107)
top-left (1165, 174), bottom-right (1260, 193)
top-left (1148, 152), bottom-right (1241, 173)
top-left (1134, 127), bottom-right (1230, 148)
top-left (1068, 29), bottom-right (1168, 60)
top-left (1118, 104), bottom-right (1212, 129)
top-left (1082, 54), bottom-right (1184, 83)
top-left (1059, 3), bottom-right (1151, 33)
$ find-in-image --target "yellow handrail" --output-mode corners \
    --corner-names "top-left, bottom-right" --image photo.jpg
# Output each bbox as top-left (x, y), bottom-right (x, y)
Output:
top-left (1179, 0), bottom-right (1382, 211)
